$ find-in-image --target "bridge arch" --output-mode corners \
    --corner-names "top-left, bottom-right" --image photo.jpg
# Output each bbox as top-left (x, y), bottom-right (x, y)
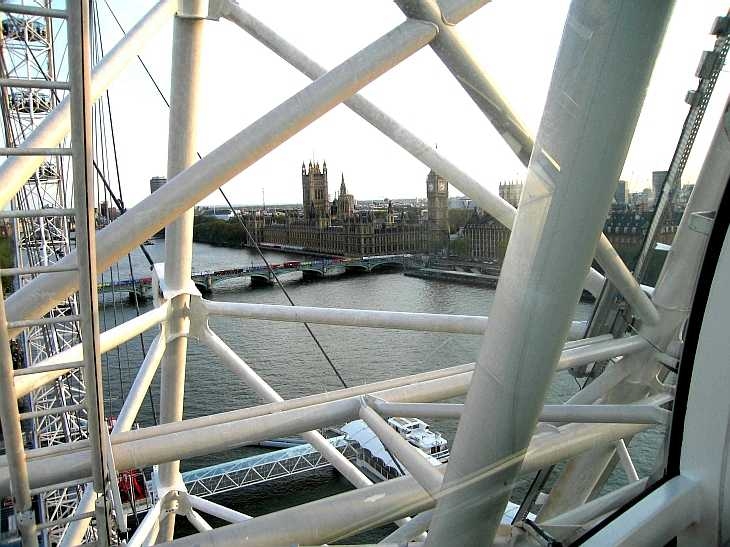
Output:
top-left (368, 260), bottom-right (405, 272)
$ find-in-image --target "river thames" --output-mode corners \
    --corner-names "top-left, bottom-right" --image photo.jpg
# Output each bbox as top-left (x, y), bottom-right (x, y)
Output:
top-left (98, 242), bottom-right (661, 541)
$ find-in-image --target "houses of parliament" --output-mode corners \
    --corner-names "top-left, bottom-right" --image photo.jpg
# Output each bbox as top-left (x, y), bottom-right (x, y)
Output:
top-left (243, 160), bottom-right (450, 256)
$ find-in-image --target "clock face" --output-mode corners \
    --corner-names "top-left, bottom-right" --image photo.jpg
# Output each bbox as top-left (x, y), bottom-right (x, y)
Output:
top-left (438, 181), bottom-right (446, 192)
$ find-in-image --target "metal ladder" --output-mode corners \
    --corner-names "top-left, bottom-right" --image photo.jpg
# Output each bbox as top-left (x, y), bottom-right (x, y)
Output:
top-left (0, 1), bottom-right (113, 545)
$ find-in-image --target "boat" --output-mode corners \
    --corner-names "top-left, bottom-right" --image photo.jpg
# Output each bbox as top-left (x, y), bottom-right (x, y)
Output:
top-left (386, 416), bottom-right (450, 462)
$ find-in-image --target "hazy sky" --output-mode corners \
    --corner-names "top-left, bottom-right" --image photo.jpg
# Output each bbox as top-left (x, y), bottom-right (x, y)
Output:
top-left (97, 1), bottom-right (730, 207)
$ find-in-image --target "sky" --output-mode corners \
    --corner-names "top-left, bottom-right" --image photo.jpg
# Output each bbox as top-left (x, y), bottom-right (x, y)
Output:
top-left (94, 0), bottom-right (730, 207)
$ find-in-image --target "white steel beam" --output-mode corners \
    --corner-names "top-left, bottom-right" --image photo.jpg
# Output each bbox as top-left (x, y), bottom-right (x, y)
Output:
top-left (538, 92), bottom-right (730, 520)
top-left (187, 494), bottom-right (251, 524)
top-left (425, 3), bottom-right (673, 544)
top-left (0, 0), bottom-right (176, 210)
top-left (199, 298), bottom-right (591, 336)
top-left (218, 0), bottom-right (606, 298)
top-left (201, 328), bottom-right (374, 489)
top-left (185, 510), bottom-right (212, 533)
top-left (395, 0), bottom-right (660, 326)
top-left (67, 1), bottom-right (109, 540)
top-left (4, 17), bottom-right (439, 334)
top-left (157, 422), bottom-right (648, 547)
top-left (14, 303), bottom-right (169, 398)
top-left (60, 332), bottom-right (166, 547)
top-left (581, 476), bottom-right (701, 547)
top-left (371, 399), bottom-right (669, 425)
top-left (0, 371), bottom-right (649, 498)
top-left (359, 404), bottom-right (443, 495)
top-left (156, 8), bottom-right (205, 541)
top-left (0, 284), bottom-right (37, 546)
top-left (540, 478), bottom-right (648, 528)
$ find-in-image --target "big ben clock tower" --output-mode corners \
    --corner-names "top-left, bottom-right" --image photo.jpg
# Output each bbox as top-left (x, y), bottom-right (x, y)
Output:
top-left (426, 170), bottom-right (449, 249)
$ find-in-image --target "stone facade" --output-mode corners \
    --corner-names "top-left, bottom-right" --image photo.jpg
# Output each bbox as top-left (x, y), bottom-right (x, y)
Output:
top-left (247, 215), bottom-right (431, 256)
top-left (302, 161), bottom-right (330, 226)
top-left (240, 162), bottom-right (445, 257)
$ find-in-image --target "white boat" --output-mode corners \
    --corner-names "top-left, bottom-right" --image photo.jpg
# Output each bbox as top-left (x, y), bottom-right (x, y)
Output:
top-left (386, 416), bottom-right (450, 462)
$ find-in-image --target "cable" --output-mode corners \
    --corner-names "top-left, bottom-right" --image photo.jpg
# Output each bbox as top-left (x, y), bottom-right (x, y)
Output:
top-left (218, 188), bottom-right (348, 388)
top-left (103, 0), bottom-right (348, 389)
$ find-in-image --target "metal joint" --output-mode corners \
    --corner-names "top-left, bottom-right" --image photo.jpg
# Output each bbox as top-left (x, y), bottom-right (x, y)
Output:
top-left (177, 0), bottom-right (224, 21)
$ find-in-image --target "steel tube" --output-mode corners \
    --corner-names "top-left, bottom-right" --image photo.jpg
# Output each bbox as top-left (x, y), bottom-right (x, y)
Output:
top-left (61, 333), bottom-right (166, 547)
top-left (201, 298), bottom-right (589, 335)
top-left (128, 499), bottom-right (163, 547)
top-left (68, 0), bottom-right (107, 525)
top-left (159, 422), bottom-right (647, 547)
top-left (185, 510), bottom-right (212, 533)
top-left (156, 11), bottom-right (205, 541)
top-left (4, 18), bottom-right (438, 333)
top-left (359, 404), bottom-right (443, 495)
top-left (373, 399), bottom-right (667, 425)
top-left (540, 404), bottom-right (669, 425)
top-left (0, 0), bottom-right (176, 210)
top-left (0, 375), bottom-right (647, 500)
top-left (396, 0), bottom-right (658, 324)
top-left (112, 331), bottom-right (640, 443)
top-left (219, 1), bottom-right (607, 297)
top-left (539, 93), bottom-right (730, 520)
top-left (188, 495), bottom-right (251, 523)
top-left (14, 303), bottom-right (168, 398)
top-left (541, 478), bottom-right (648, 528)
top-left (372, 400), bottom-right (464, 419)
top-left (425, 3), bottom-right (673, 544)
top-left (0, 283), bottom-right (37, 546)
top-left (0, 3), bottom-right (67, 18)
top-left (581, 476), bottom-right (701, 547)
top-left (201, 328), bottom-right (373, 489)
top-left (379, 510), bottom-right (433, 544)
top-left (615, 439), bottom-right (640, 482)
top-left (555, 335), bottom-right (649, 371)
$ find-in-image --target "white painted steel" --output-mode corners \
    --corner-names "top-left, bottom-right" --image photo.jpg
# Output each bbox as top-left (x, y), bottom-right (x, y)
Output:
top-left (540, 478), bottom-right (647, 528)
top-left (615, 439), bottom-right (640, 482)
top-left (677, 204), bottom-right (730, 546)
top-left (0, 284), bottom-right (37, 546)
top-left (201, 328), bottom-right (374, 489)
top-left (156, 11), bottom-right (205, 541)
top-left (3, 18), bottom-right (439, 335)
top-left (359, 404), bottom-right (443, 495)
top-left (0, 0), bottom-right (177, 210)
top-left (539, 91), bottom-right (730, 521)
top-left (425, 3), bottom-right (673, 544)
top-left (158, 422), bottom-right (648, 547)
top-left (219, 1), bottom-right (607, 298)
top-left (61, 333), bottom-right (166, 547)
top-left (395, 0), bottom-right (658, 323)
top-left (127, 500), bottom-right (163, 547)
top-left (581, 476), bottom-right (701, 547)
top-left (379, 510), bottom-right (433, 544)
top-left (185, 510), bottom-right (212, 533)
top-left (373, 400), bottom-right (669, 425)
top-left (200, 298), bottom-right (589, 336)
top-left (67, 7), bottom-right (107, 544)
top-left (437, 0), bottom-right (490, 24)
top-left (188, 495), bottom-right (251, 523)
top-left (0, 375), bottom-right (648, 498)
top-left (14, 304), bottom-right (168, 398)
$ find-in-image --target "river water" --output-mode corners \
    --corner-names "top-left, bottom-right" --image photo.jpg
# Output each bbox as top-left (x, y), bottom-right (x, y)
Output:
top-left (98, 242), bottom-right (661, 541)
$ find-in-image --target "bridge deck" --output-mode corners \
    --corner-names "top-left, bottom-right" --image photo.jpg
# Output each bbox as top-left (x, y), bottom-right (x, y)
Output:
top-left (181, 436), bottom-right (356, 497)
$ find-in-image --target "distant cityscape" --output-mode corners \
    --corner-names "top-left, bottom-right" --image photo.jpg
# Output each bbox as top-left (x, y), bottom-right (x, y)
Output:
top-left (140, 162), bottom-right (690, 262)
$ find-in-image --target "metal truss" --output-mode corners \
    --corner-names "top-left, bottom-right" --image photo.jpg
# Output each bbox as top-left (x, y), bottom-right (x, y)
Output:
top-left (182, 436), bottom-right (358, 498)
top-left (0, 1), bottom-right (729, 546)
top-left (0, 2), bottom-right (87, 545)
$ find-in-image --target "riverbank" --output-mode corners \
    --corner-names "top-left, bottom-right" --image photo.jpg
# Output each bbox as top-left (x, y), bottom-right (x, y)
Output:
top-left (404, 267), bottom-right (499, 288)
